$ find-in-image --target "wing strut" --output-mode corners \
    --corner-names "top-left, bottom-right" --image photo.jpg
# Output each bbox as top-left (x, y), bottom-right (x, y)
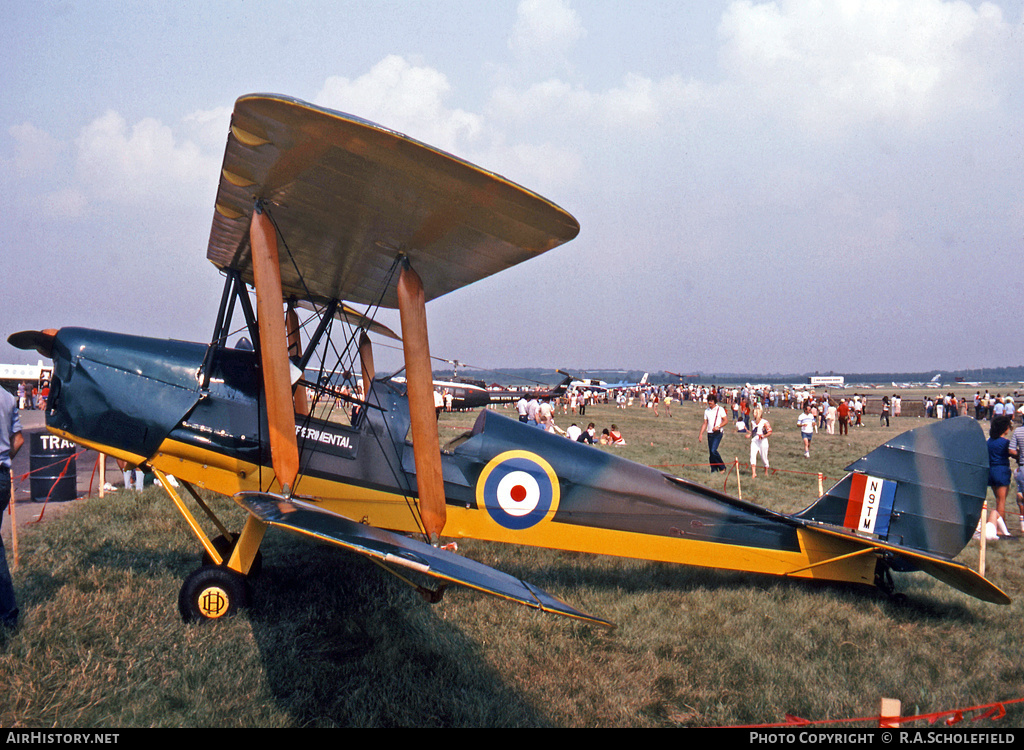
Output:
top-left (359, 331), bottom-right (375, 392)
top-left (397, 258), bottom-right (446, 542)
top-left (286, 303), bottom-right (309, 417)
top-left (250, 204), bottom-right (300, 494)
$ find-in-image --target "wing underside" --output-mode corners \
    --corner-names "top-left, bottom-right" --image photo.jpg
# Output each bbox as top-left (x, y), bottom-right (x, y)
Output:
top-left (208, 94), bottom-right (580, 309)
top-left (235, 492), bottom-right (614, 628)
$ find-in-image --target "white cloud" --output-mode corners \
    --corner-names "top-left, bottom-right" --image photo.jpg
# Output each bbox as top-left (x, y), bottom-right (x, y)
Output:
top-left (490, 79), bottom-right (593, 128)
top-left (482, 65), bottom-right (706, 193)
top-left (314, 55), bottom-right (483, 153)
top-left (506, 141), bottom-right (583, 186)
top-left (74, 110), bottom-right (218, 205)
top-left (8, 122), bottom-right (64, 178)
top-left (599, 73), bottom-right (705, 130)
top-left (718, 0), bottom-right (1014, 134)
top-left (508, 0), bottom-right (586, 59)
top-left (41, 188), bottom-right (89, 220)
top-left (181, 105), bottom-right (233, 152)
top-left (490, 72), bottom-right (704, 134)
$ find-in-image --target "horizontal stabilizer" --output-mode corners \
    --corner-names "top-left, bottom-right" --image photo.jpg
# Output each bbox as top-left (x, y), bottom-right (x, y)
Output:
top-left (806, 524), bottom-right (1009, 605)
top-left (235, 492), bottom-right (614, 627)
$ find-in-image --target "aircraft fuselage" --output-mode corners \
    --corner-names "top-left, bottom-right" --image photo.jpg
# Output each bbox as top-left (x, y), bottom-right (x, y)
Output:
top-left (40, 327), bottom-right (888, 590)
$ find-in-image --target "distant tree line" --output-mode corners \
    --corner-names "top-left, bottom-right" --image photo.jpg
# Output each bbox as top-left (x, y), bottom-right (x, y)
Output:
top-left (432, 366), bottom-right (1024, 387)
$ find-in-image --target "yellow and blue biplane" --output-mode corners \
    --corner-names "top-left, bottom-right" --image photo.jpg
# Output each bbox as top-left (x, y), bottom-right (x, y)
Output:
top-left (9, 94), bottom-right (1008, 626)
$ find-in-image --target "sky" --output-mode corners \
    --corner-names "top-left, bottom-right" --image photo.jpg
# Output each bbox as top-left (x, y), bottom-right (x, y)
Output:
top-left (2, 0), bottom-right (1022, 378)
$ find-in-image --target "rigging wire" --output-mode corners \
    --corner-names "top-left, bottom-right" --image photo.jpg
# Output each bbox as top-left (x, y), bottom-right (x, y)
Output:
top-left (254, 208), bottom-right (431, 539)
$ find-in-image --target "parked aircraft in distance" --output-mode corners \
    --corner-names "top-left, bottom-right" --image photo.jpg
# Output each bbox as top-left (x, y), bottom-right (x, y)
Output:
top-left (579, 372), bottom-right (649, 392)
top-left (484, 372), bottom-right (573, 404)
top-left (892, 374), bottom-right (944, 389)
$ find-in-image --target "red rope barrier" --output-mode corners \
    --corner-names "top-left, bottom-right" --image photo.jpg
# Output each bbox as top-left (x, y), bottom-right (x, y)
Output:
top-left (12, 448), bottom-right (88, 524)
top-left (651, 462), bottom-right (835, 482)
top-left (722, 696), bottom-right (1023, 728)
top-left (12, 449), bottom-right (88, 484)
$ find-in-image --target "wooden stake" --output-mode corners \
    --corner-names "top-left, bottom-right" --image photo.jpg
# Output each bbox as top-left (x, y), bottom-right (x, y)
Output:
top-left (879, 696), bottom-right (901, 728)
top-left (9, 493), bottom-right (17, 571)
top-left (979, 500), bottom-right (987, 577)
top-left (734, 458), bottom-right (741, 500)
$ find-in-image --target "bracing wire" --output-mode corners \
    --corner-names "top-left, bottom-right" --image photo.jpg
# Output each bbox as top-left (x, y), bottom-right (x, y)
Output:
top-left (255, 208), bottom-right (431, 538)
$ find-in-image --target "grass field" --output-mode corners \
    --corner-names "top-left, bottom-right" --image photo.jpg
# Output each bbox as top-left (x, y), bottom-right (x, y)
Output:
top-left (2, 396), bottom-right (1023, 728)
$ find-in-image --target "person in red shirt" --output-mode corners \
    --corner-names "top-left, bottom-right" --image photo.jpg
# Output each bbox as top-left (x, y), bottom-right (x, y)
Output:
top-left (837, 398), bottom-right (850, 436)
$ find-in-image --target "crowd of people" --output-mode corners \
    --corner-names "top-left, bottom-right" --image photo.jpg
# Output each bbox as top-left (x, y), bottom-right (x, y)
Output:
top-left (968, 391), bottom-right (1019, 422)
top-left (15, 381), bottom-right (48, 412)
top-left (515, 393), bottom-right (628, 445)
top-left (508, 380), bottom-right (1024, 500)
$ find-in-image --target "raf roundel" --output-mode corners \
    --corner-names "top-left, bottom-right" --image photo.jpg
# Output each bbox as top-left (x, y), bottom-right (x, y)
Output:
top-left (476, 451), bottom-right (560, 530)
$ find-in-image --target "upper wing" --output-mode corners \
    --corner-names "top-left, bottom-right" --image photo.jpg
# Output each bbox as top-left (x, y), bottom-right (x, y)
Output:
top-left (208, 94), bottom-right (580, 309)
top-left (235, 492), bottom-right (614, 628)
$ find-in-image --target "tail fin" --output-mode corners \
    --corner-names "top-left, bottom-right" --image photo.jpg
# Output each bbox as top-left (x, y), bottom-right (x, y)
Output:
top-left (796, 417), bottom-right (987, 560)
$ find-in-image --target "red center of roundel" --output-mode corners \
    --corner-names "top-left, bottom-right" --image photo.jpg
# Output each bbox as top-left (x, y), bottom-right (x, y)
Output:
top-left (510, 484), bottom-right (527, 503)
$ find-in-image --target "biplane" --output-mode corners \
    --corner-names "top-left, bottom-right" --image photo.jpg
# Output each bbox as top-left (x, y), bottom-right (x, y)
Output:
top-left (9, 94), bottom-right (1009, 627)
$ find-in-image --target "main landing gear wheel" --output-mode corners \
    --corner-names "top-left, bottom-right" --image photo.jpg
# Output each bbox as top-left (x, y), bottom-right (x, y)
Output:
top-left (874, 560), bottom-right (908, 605)
top-left (201, 534), bottom-right (263, 578)
top-left (178, 566), bottom-right (250, 623)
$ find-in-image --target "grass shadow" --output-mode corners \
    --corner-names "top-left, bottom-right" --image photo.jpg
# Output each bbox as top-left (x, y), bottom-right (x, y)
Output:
top-left (5, 493), bottom-right (553, 727)
top-left (479, 544), bottom-right (985, 625)
top-left (242, 536), bottom-right (554, 727)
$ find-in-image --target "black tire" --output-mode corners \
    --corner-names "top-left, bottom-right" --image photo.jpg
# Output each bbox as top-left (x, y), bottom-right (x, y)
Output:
top-left (201, 534), bottom-right (236, 567)
top-left (178, 566), bottom-right (250, 623)
top-left (201, 534), bottom-right (263, 578)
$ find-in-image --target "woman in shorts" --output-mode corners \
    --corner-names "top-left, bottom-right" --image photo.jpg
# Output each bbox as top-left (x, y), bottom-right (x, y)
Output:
top-left (748, 405), bottom-right (772, 478)
top-left (987, 415), bottom-right (1014, 539)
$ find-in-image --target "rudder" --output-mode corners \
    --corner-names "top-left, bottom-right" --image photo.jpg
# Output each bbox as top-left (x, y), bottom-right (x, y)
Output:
top-left (795, 417), bottom-right (988, 560)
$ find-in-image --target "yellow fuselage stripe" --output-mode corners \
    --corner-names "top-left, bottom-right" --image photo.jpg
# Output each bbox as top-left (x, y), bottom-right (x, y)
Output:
top-left (152, 438), bottom-right (876, 586)
top-left (63, 432), bottom-right (877, 588)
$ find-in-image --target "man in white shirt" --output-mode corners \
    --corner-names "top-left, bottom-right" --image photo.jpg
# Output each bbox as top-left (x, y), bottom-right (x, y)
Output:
top-left (536, 398), bottom-right (554, 430)
top-left (697, 393), bottom-right (727, 473)
top-left (516, 395), bottom-right (529, 423)
top-left (797, 402), bottom-right (816, 458)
